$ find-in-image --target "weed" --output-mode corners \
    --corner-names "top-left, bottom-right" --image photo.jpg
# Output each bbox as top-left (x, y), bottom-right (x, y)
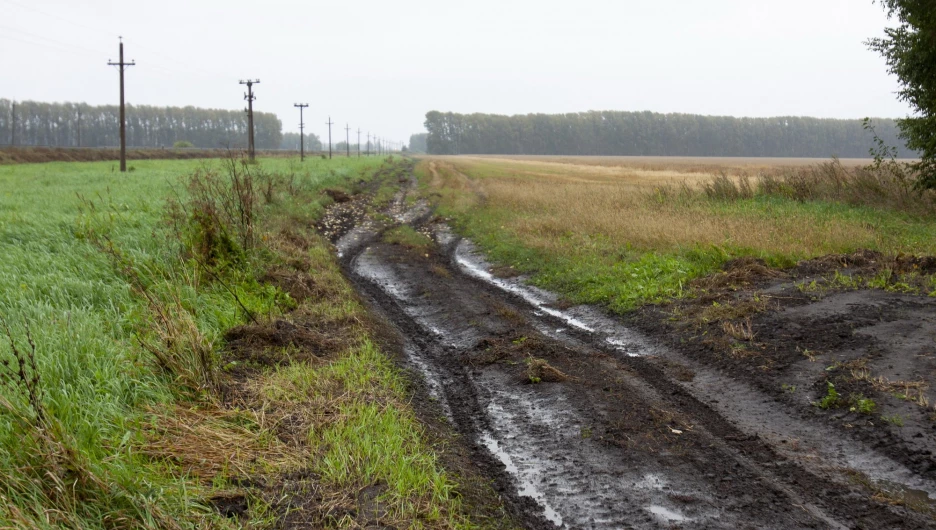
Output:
top-left (882, 414), bottom-right (905, 427)
top-left (849, 395), bottom-right (877, 414)
top-left (781, 383), bottom-right (797, 394)
top-left (799, 347), bottom-right (819, 362)
top-left (166, 153), bottom-right (262, 266)
top-left (815, 382), bottom-right (841, 409)
top-left (722, 318), bottom-right (755, 341)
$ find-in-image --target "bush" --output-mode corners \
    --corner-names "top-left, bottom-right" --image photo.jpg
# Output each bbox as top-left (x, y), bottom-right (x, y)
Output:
top-left (167, 154), bottom-right (260, 266)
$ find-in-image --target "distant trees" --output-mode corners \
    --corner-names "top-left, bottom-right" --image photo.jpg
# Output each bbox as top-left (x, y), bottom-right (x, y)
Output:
top-left (424, 111), bottom-right (913, 158)
top-left (408, 133), bottom-right (428, 153)
top-left (867, 0), bottom-right (936, 188)
top-left (0, 99), bottom-right (282, 149)
top-left (280, 132), bottom-right (323, 151)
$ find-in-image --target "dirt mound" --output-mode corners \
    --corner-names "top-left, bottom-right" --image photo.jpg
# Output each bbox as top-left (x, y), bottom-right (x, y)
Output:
top-left (323, 188), bottom-right (351, 203)
top-left (692, 256), bottom-right (784, 292)
top-left (224, 319), bottom-right (333, 365)
top-left (795, 249), bottom-right (883, 274)
top-left (890, 254), bottom-right (936, 274)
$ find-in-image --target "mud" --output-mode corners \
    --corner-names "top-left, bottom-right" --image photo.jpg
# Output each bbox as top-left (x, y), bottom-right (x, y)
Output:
top-left (322, 170), bottom-right (936, 528)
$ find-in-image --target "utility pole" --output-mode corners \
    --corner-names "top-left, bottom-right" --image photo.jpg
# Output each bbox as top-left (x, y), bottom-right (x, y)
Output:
top-left (345, 123), bottom-right (350, 157)
top-left (9, 102), bottom-right (14, 146)
top-left (294, 103), bottom-right (308, 161)
top-left (239, 79), bottom-right (260, 159)
top-left (366, 132), bottom-right (370, 156)
top-left (325, 116), bottom-right (333, 159)
top-left (107, 37), bottom-right (135, 172)
top-left (357, 128), bottom-right (361, 158)
top-left (76, 108), bottom-right (81, 147)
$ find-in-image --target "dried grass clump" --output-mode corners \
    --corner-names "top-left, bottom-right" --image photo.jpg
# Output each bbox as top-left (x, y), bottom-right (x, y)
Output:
top-left (140, 405), bottom-right (303, 480)
top-left (524, 357), bottom-right (569, 383)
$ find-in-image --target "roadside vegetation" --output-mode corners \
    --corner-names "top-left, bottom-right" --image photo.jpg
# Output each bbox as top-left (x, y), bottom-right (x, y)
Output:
top-left (0, 155), bottom-right (481, 528)
top-left (416, 156), bottom-right (936, 312)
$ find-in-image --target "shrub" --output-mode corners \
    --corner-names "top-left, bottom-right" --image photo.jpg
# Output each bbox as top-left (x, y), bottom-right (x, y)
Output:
top-left (167, 154), bottom-right (260, 266)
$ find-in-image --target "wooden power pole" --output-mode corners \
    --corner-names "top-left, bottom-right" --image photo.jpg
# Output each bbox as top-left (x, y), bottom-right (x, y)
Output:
top-left (357, 128), bottom-right (361, 158)
top-left (9, 102), bottom-right (14, 146)
top-left (294, 103), bottom-right (308, 161)
top-left (326, 116), bottom-right (333, 159)
top-left (366, 132), bottom-right (370, 156)
top-left (107, 37), bottom-right (135, 171)
top-left (345, 123), bottom-right (351, 157)
top-left (240, 79), bottom-right (260, 159)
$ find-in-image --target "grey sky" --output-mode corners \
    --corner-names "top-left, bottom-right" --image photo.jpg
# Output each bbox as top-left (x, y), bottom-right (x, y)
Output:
top-left (1, 0), bottom-right (908, 145)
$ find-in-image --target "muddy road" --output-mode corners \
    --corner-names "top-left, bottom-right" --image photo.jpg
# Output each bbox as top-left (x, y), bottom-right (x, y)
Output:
top-left (319, 169), bottom-right (936, 529)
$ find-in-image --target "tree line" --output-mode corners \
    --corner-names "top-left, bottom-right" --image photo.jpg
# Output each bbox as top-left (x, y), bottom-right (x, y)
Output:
top-left (423, 110), bottom-right (914, 158)
top-left (280, 132), bottom-right (323, 151)
top-left (408, 133), bottom-right (428, 153)
top-left (1, 99), bottom-right (283, 149)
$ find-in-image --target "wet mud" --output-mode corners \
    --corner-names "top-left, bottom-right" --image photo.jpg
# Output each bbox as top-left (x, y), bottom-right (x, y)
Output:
top-left (322, 172), bottom-right (936, 529)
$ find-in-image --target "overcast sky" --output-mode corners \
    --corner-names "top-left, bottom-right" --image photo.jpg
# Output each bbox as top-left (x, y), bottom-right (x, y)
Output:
top-left (1, 0), bottom-right (908, 144)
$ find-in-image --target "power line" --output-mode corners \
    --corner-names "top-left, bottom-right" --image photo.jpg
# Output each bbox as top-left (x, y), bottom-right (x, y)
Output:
top-left (0, 33), bottom-right (106, 59)
top-left (0, 24), bottom-right (111, 57)
top-left (0, 0), bottom-right (115, 37)
top-left (1, 0), bottom-right (231, 83)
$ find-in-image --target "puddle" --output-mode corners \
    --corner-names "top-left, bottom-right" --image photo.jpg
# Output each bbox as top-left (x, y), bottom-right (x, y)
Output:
top-left (474, 372), bottom-right (721, 528)
top-left (648, 505), bottom-right (689, 523)
top-left (453, 240), bottom-right (651, 357)
top-left (480, 431), bottom-right (563, 527)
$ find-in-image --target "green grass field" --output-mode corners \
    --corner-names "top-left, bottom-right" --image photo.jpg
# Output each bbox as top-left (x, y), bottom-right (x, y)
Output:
top-left (0, 156), bottom-right (477, 528)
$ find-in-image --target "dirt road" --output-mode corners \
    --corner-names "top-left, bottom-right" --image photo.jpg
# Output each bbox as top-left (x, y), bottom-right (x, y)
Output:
top-left (319, 167), bottom-right (936, 529)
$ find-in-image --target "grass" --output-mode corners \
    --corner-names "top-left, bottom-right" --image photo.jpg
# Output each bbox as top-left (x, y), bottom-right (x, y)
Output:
top-left (416, 157), bottom-right (936, 312)
top-left (0, 155), bottom-right (477, 527)
top-left (383, 225), bottom-right (434, 250)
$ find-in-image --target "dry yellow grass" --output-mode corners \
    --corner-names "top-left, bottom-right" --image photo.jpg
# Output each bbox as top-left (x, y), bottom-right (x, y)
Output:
top-left (458, 154), bottom-right (878, 177)
top-left (424, 156), bottom-right (888, 259)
